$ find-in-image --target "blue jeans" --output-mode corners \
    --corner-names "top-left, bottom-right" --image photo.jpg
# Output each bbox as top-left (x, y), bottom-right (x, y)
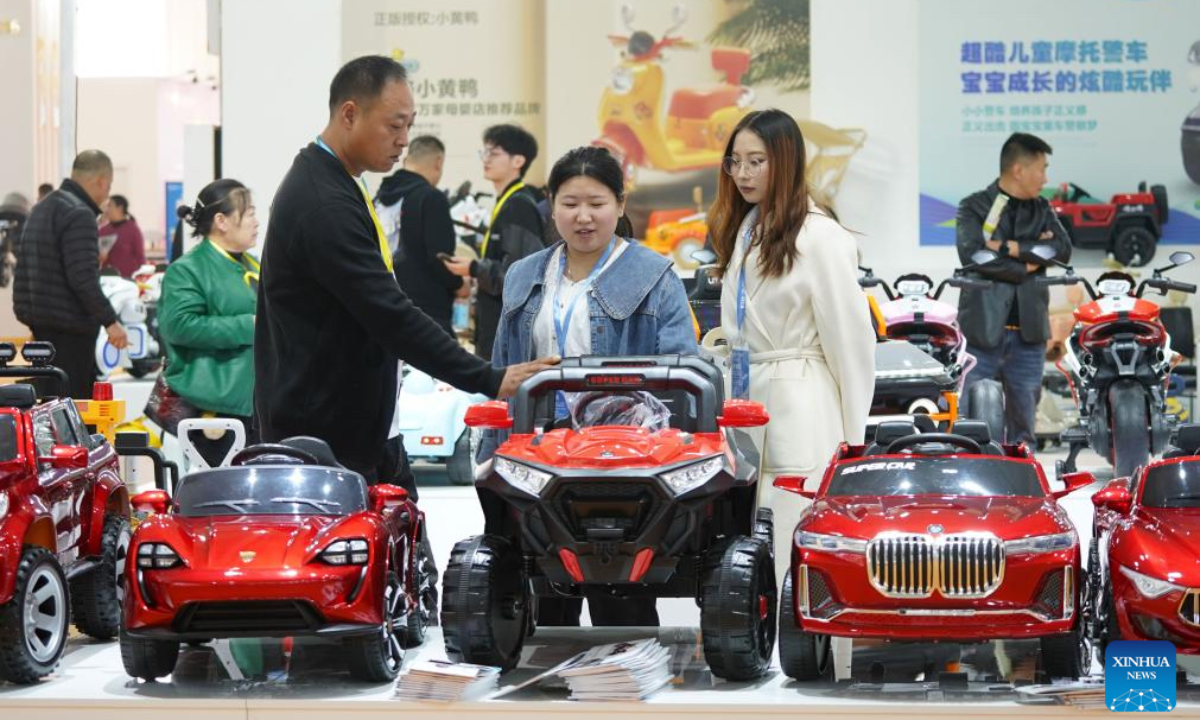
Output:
top-left (962, 330), bottom-right (1045, 446)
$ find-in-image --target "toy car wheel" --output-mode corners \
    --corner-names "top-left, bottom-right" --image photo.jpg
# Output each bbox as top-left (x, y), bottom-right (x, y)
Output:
top-left (119, 630), bottom-right (179, 681)
top-left (1040, 619), bottom-right (1090, 679)
top-left (1112, 225), bottom-right (1157, 267)
top-left (446, 430), bottom-right (474, 486)
top-left (700, 535), bottom-right (776, 681)
top-left (1151, 184), bottom-right (1169, 225)
top-left (404, 526), bottom-right (439, 648)
top-left (777, 570), bottom-right (831, 681)
top-left (0, 547), bottom-right (69, 683)
top-left (442, 534), bottom-right (528, 672)
top-left (72, 514), bottom-right (131, 640)
top-left (1096, 582), bottom-right (1123, 661)
top-left (345, 570), bottom-right (406, 682)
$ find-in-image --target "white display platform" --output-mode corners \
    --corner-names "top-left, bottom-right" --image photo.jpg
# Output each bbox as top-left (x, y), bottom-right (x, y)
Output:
top-left (6, 627), bottom-right (1199, 720)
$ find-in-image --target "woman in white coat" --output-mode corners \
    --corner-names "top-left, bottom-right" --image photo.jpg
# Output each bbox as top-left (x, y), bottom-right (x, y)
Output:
top-left (710, 109), bottom-right (877, 582)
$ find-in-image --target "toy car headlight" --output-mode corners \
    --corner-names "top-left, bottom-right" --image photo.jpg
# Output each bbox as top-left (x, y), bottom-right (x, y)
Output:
top-left (1120, 565), bottom-right (1184, 599)
top-left (661, 457), bottom-right (724, 495)
top-left (136, 542), bottom-right (182, 569)
top-left (495, 457), bottom-right (553, 496)
top-left (1003, 531), bottom-right (1075, 555)
top-left (319, 539), bottom-right (370, 566)
top-left (796, 530), bottom-right (867, 554)
top-left (611, 67), bottom-right (634, 94)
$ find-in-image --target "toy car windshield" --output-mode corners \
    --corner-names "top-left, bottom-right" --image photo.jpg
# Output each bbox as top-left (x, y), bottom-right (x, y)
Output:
top-left (174, 467), bottom-right (368, 517)
top-left (1141, 461), bottom-right (1200, 508)
top-left (567, 390), bottom-right (672, 431)
top-left (828, 457), bottom-right (1043, 498)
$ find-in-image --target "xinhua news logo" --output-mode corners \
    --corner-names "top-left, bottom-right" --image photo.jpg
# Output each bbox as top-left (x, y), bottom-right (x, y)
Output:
top-left (1105, 640), bottom-right (1177, 712)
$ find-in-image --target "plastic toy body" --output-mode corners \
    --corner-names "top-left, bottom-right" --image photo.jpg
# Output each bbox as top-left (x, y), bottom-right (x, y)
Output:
top-left (396, 366), bottom-right (485, 486)
top-left (96, 264), bottom-right (164, 379)
top-left (775, 421), bottom-right (1091, 681)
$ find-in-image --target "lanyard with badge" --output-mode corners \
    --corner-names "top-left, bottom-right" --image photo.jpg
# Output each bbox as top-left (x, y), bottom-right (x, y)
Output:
top-left (209, 239), bottom-right (261, 291)
top-left (479, 182), bottom-right (526, 259)
top-left (731, 209), bottom-right (759, 401)
top-left (314, 136), bottom-right (394, 273)
top-left (552, 238), bottom-right (618, 417)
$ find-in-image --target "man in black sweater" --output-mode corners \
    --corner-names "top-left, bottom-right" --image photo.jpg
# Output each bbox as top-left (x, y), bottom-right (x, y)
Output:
top-left (375, 135), bottom-right (464, 337)
top-left (255, 56), bottom-right (556, 486)
top-left (14, 150), bottom-right (129, 399)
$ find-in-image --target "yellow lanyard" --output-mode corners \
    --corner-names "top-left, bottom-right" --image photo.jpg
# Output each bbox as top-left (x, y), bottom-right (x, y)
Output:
top-left (479, 182), bottom-right (525, 259)
top-left (315, 136), bottom-right (394, 273)
top-left (208, 238), bottom-right (261, 289)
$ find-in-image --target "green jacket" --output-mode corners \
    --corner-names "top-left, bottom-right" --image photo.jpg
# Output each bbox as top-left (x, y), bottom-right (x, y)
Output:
top-left (158, 239), bottom-right (257, 417)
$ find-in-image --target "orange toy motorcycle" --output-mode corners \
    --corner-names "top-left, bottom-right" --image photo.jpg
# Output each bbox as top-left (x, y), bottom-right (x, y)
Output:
top-left (593, 5), bottom-right (754, 184)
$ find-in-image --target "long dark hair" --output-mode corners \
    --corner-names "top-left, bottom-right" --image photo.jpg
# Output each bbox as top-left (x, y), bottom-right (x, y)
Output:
top-left (177, 179), bottom-right (252, 238)
top-left (709, 109), bottom-right (809, 279)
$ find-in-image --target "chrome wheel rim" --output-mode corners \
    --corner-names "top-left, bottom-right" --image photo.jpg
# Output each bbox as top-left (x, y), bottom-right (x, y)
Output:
top-left (23, 564), bottom-right (66, 664)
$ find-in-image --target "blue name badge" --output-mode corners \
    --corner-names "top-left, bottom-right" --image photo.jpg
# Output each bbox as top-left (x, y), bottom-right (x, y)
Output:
top-left (731, 347), bottom-right (750, 400)
top-left (1105, 640), bottom-right (1177, 712)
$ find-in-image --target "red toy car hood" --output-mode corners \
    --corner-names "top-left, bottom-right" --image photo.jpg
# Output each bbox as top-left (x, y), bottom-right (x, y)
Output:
top-left (1117, 508), bottom-right (1200, 583)
top-left (500, 426), bottom-right (726, 470)
top-left (803, 495), bottom-right (1068, 540)
top-left (139, 513), bottom-right (376, 570)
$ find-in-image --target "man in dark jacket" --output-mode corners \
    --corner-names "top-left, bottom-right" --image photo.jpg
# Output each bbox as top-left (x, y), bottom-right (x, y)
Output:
top-left (375, 135), bottom-right (463, 337)
top-left (957, 132), bottom-right (1071, 446)
top-left (443, 124), bottom-right (545, 360)
top-left (14, 150), bottom-right (128, 399)
top-left (255, 56), bottom-right (555, 486)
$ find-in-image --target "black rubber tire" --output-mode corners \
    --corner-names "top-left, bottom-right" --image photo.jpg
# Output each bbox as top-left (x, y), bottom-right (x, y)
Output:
top-left (441, 535), bottom-right (528, 672)
top-left (1112, 225), bottom-right (1158, 267)
top-left (1040, 619), bottom-right (1089, 680)
top-left (404, 525), bottom-right (439, 648)
top-left (1098, 583), bottom-right (1123, 662)
top-left (1184, 130), bottom-right (1200, 184)
top-left (0, 547), bottom-right (69, 683)
top-left (1110, 381), bottom-right (1151, 478)
top-left (344, 571), bottom-right (406, 682)
top-left (446, 430), bottom-right (474, 486)
top-left (777, 571), bottom-right (831, 681)
top-left (700, 535), bottom-right (776, 681)
top-left (967, 379), bottom-right (1005, 444)
top-left (1151, 184), bottom-right (1169, 225)
top-left (127, 358), bottom-right (161, 379)
top-left (72, 515), bottom-right (131, 640)
top-left (120, 630), bottom-right (179, 681)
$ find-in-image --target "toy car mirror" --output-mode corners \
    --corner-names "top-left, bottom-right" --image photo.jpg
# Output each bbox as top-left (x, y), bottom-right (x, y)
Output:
top-left (464, 401), bottom-right (513, 430)
top-left (47, 445), bottom-right (87, 471)
top-left (369, 484), bottom-right (409, 513)
top-left (1029, 244), bottom-right (1060, 263)
top-left (718, 399), bottom-right (769, 428)
top-left (773, 475), bottom-right (815, 499)
top-left (132, 489), bottom-right (170, 516)
top-left (967, 249), bottom-right (999, 267)
top-left (1170, 251), bottom-right (1194, 266)
top-left (1091, 480), bottom-right (1133, 515)
top-left (691, 248), bottom-right (717, 266)
top-left (1052, 470), bottom-right (1096, 499)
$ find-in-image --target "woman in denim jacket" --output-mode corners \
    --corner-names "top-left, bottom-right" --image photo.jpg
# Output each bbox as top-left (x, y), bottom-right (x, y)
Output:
top-left (484, 146), bottom-right (697, 627)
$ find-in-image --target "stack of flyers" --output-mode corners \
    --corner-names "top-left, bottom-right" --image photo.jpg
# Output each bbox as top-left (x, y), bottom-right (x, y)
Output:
top-left (395, 659), bottom-right (500, 702)
top-left (495, 638), bottom-right (674, 702)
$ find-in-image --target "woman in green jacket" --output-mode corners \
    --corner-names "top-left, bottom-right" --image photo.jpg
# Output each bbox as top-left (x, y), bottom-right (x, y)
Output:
top-left (158, 179), bottom-right (259, 465)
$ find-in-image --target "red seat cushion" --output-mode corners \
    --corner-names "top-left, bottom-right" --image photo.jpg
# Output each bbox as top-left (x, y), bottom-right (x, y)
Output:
top-left (668, 86), bottom-right (742, 120)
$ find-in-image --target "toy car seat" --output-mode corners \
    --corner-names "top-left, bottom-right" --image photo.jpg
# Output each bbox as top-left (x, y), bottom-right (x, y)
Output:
top-left (947, 419), bottom-right (1004, 456)
top-left (280, 436), bottom-right (346, 468)
top-left (1163, 423), bottom-right (1200, 459)
top-left (866, 420), bottom-right (918, 455)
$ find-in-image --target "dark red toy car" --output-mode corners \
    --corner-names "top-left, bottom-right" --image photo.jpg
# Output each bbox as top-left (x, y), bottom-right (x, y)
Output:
top-left (119, 437), bottom-right (436, 683)
top-left (0, 342), bottom-right (131, 683)
top-left (1087, 424), bottom-right (1200, 655)
top-left (774, 420), bottom-right (1093, 681)
top-left (1048, 181), bottom-right (1168, 267)
top-left (443, 356), bottom-right (776, 680)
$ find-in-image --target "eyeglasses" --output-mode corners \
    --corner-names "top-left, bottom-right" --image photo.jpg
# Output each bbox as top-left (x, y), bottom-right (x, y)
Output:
top-left (721, 157), bottom-right (768, 178)
top-left (478, 147), bottom-right (508, 162)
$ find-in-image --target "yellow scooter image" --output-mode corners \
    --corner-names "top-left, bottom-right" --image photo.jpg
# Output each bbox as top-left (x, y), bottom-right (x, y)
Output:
top-left (593, 4), bottom-right (754, 185)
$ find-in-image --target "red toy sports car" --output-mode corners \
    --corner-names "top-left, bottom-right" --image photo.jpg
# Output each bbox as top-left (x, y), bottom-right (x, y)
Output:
top-left (775, 420), bottom-right (1094, 681)
top-left (0, 342), bottom-right (132, 684)
top-left (120, 437), bottom-right (436, 683)
top-left (1088, 424), bottom-right (1200, 655)
top-left (444, 356), bottom-right (776, 680)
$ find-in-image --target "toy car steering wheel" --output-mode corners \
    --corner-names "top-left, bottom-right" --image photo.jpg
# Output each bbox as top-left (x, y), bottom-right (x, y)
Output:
top-left (886, 433), bottom-right (981, 455)
top-left (230, 443), bottom-right (321, 466)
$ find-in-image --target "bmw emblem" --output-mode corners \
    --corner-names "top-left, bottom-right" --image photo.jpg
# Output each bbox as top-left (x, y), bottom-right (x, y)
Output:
top-left (927, 524), bottom-right (943, 535)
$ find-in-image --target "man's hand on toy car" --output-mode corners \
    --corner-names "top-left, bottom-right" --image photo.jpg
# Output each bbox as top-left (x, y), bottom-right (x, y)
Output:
top-left (497, 356), bottom-right (561, 398)
top-left (106, 321), bottom-right (129, 350)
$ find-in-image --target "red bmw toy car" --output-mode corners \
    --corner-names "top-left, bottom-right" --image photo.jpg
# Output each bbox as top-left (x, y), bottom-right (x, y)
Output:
top-left (0, 342), bottom-right (131, 684)
top-left (120, 437), bottom-right (436, 683)
top-left (443, 356), bottom-right (776, 680)
top-left (775, 420), bottom-right (1094, 681)
top-left (1088, 424), bottom-right (1200, 655)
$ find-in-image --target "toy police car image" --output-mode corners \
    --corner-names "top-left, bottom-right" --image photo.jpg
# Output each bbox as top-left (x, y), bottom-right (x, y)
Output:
top-left (442, 355), bottom-right (776, 680)
top-left (119, 436), bottom-right (435, 683)
top-left (774, 420), bottom-right (1094, 681)
top-left (1088, 424), bottom-right (1200, 656)
top-left (0, 342), bottom-right (132, 683)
